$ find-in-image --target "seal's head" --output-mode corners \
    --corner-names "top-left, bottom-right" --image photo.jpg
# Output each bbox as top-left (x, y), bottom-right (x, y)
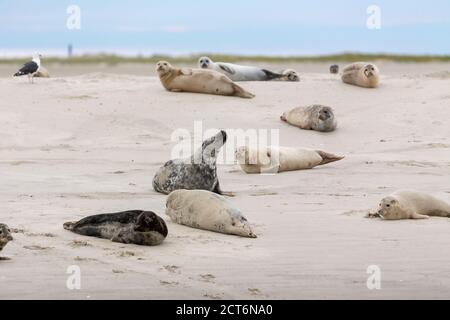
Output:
top-left (282, 69), bottom-right (300, 82)
top-left (198, 130), bottom-right (227, 164)
top-left (135, 211), bottom-right (168, 237)
top-left (156, 61), bottom-right (172, 76)
top-left (226, 214), bottom-right (257, 238)
top-left (377, 196), bottom-right (401, 220)
top-left (363, 64), bottom-right (377, 78)
top-left (0, 224), bottom-right (13, 250)
top-left (198, 56), bottom-right (212, 69)
top-left (330, 64), bottom-right (339, 74)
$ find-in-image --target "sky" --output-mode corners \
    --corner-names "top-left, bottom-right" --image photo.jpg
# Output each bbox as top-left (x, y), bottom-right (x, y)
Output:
top-left (0, 0), bottom-right (449, 57)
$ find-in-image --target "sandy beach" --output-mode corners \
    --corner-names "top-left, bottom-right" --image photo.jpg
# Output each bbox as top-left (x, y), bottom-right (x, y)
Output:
top-left (0, 62), bottom-right (449, 300)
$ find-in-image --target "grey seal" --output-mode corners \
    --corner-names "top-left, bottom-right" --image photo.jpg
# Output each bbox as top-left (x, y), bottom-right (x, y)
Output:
top-left (153, 130), bottom-right (232, 196)
top-left (0, 224), bottom-right (13, 260)
top-left (330, 65), bottom-right (339, 74)
top-left (281, 104), bottom-right (337, 132)
top-left (63, 210), bottom-right (168, 246)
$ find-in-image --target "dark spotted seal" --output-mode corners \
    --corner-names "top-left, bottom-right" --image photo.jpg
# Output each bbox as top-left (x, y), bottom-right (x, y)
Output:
top-left (330, 64), bottom-right (339, 74)
top-left (63, 210), bottom-right (168, 246)
top-left (0, 224), bottom-right (13, 260)
top-left (153, 130), bottom-right (232, 196)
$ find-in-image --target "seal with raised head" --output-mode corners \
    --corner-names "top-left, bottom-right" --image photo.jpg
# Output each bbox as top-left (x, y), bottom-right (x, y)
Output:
top-left (166, 189), bottom-right (257, 238)
top-left (156, 61), bottom-right (255, 99)
top-left (198, 56), bottom-right (283, 82)
top-left (330, 64), bottom-right (339, 74)
top-left (0, 224), bottom-right (13, 260)
top-left (235, 146), bottom-right (344, 174)
top-left (63, 210), bottom-right (168, 246)
top-left (281, 104), bottom-right (337, 132)
top-left (341, 62), bottom-right (380, 88)
top-left (376, 190), bottom-right (450, 220)
top-left (153, 130), bottom-right (232, 196)
top-left (278, 69), bottom-right (300, 82)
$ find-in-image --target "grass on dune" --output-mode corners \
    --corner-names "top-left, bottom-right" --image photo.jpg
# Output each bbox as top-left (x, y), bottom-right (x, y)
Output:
top-left (1, 53), bottom-right (450, 65)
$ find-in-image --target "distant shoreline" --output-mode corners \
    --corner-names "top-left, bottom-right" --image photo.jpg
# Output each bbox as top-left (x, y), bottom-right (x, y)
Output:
top-left (1, 53), bottom-right (450, 64)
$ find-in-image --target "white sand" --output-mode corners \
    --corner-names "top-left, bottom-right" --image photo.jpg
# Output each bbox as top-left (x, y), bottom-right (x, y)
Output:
top-left (0, 63), bottom-right (449, 299)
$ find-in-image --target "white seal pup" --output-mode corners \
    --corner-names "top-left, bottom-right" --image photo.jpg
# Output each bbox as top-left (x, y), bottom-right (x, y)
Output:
top-left (281, 105), bottom-right (337, 132)
top-left (166, 189), bottom-right (257, 238)
top-left (156, 61), bottom-right (254, 98)
top-left (198, 56), bottom-right (284, 82)
top-left (376, 190), bottom-right (450, 220)
top-left (235, 146), bottom-right (344, 174)
top-left (341, 62), bottom-right (380, 88)
top-left (0, 224), bottom-right (13, 260)
top-left (13, 53), bottom-right (41, 83)
top-left (153, 130), bottom-right (232, 196)
top-left (63, 210), bottom-right (168, 246)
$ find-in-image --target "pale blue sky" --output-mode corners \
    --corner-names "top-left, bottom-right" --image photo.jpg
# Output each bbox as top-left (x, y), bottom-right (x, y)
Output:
top-left (1, 0), bottom-right (449, 56)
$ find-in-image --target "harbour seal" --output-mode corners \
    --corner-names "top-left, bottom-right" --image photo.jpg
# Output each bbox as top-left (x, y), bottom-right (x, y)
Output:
top-left (0, 224), bottom-right (13, 260)
top-left (281, 104), bottom-right (337, 132)
top-left (198, 56), bottom-right (283, 82)
top-left (330, 65), bottom-right (339, 74)
top-left (63, 210), bottom-right (168, 246)
top-left (153, 130), bottom-right (232, 196)
top-left (278, 69), bottom-right (300, 82)
top-left (166, 189), bottom-right (256, 238)
top-left (341, 62), bottom-right (380, 88)
top-left (34, 66), bottom-right (50, 78)
top-left (156, 61), bottom-right (255, 99)
top-left (376, 190), bottom-right (450, 220)
top-left (235, 146), bottom-right (344, 174)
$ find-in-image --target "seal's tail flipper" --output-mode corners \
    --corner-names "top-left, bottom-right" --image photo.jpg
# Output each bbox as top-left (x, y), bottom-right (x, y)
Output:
top-left (262, 69), bottom-right (284, 80)
top-left (232, 83), bottom-right (255, 99)
top-left (316, 151), bottom-right (345, 166)
top-left (63, 221), bottom-right (76, 231)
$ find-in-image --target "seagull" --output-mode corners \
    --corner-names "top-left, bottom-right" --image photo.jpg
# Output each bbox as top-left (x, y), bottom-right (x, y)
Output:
top-left (13, 53), bottom-right (42, 83)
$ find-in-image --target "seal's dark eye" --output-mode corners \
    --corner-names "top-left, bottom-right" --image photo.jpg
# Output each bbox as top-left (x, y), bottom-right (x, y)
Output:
top-left (386, 204), bottom-right (390, 207)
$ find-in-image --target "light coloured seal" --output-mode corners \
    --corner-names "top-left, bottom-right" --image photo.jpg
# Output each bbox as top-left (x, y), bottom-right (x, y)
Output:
top-left (153, 130), bottom-right (232, 196)
top-left (34, 66), bottom-right (50, 78)
top-left (341, 62), bottom-right (380, 88)
top-left (235, 146), bottom-right (344, 174)
top-left (63, 210), bottom-right (168, 246)
top-left (198, 56), bottom-right (283, 81)
top-left (281, 104), bottom-right (337, 132)
top-left (376, 190), bottom-right (450, 220)
top-left (156, 61), bottom-right (255, 98)
top-left (0, 224), bottom-right (13, 260)
top-left (166, 189), bottom-right (257, 238)
top-left (278, 69), bottom-right (300, 82)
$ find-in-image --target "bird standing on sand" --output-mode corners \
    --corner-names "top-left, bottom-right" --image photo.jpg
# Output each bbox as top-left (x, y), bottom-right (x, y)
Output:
top-left (13, 53), bottom-right (42, 83)
top-left (0, 223), bottom-right (13, 260)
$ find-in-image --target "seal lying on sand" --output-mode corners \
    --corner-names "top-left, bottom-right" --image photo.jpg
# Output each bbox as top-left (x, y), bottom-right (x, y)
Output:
top-left (0, 224), bottom-right (13, 260)
top-left (236, 146), bottom-right (344, 174)
top-left (153, 130), bottom-right (232, 196)
top-left (63, 210), bottom-right (168, 246)
top-left (166, 189), bottom-right (257, 238)
top-left (330, 65), bottom-right (339, 74)
top-left (375, 190), bottom-right (450, 220)
top-left (281, 105), bottom-right (337, 132)
top-left (156, 61), bottom-right (255, 98)
top-left (34, 66), bottom-right (50, 78)
top-left (342, 62), bottom-right (380, 88)
top-left (198, 56), bottom-right (283, 82)
top-left (278, 69), bottom-right (300, 82)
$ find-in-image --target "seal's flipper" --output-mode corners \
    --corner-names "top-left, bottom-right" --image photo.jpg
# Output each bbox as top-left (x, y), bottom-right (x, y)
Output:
top-left (218, 63), bottom-right (235, 74)
top-left (411, 213), bottom-right (430, 220)
top-left (232, 83), bottom-right (255, 99)
top-left (213, 182), bottom-right (235, 197)
top-left (316, 151), bottom-right (345, 166)
top-left (0, 257), bottom-right (11, 261)
top-left (262, 69), bottom-right (284, 81)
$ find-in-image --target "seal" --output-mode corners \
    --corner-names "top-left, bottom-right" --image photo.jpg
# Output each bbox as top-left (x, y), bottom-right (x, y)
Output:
top-left (0, 224), bottom-right (13, 260)
top-left (278, 69), bottom-right (300, 82)
top-left (166, 189), bottom-right (257, 238)
top-left (34, 66), bottom-right (50, 78)
top-left (281, 104), bottom-right (337, 132)
top-left (341, 62), bottom-right (380, 88)
top-left (156, 61), bottom-right (255, 99)
top-left (198, 56), bottom-right (283, 82)
top-left (235, 146), bottom-right (344, 174)
top-left (153, 130), bottom-right (232, 196)
top-left (63, 210), bottom-right (168, 246)
top-left (330, 65), bottom-right (339, 74)
top-left (376, 190), bottom-right (450, 220)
